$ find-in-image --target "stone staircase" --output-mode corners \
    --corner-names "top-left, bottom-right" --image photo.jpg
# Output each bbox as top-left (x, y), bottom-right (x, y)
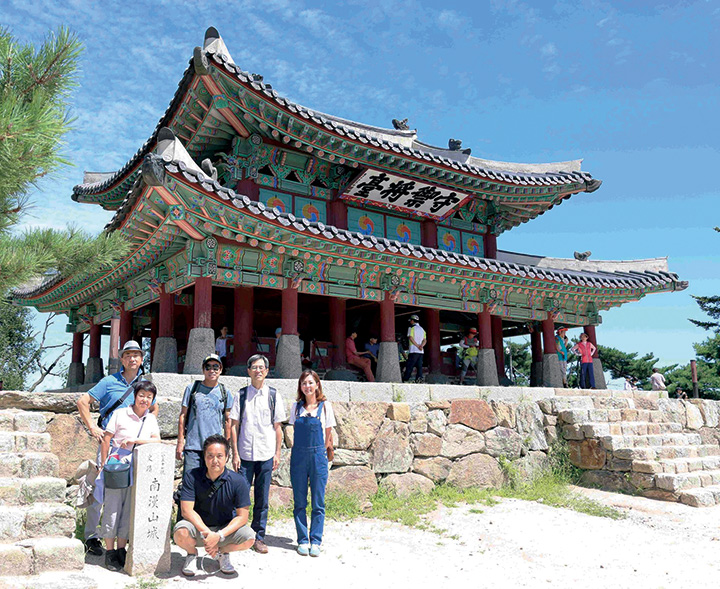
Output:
top-left (552, 392), bottom-right (720, 507)
top-left (0, 409), bottom-right (85, 578)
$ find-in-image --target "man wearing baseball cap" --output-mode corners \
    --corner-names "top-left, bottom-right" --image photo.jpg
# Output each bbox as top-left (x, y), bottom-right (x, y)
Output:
top-left (176, 354), bottom-right (233, 476)
top-left (403, 314), bottom-right (426, 383)
top-left (76, 340), bottom-right (158, 556)
top-left (555, 327), bottom-right (570, 388)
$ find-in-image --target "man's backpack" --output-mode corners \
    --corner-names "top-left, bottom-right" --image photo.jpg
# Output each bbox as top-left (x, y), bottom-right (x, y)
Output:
top-left (184, 380), bottom-right (228, 435)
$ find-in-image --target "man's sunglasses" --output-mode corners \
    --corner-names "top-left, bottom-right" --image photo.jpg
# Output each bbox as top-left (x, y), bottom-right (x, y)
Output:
top-left (204, 364), bottom-right (222, 371)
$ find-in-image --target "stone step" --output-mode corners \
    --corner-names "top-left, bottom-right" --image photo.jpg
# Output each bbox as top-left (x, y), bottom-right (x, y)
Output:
top-left (600, 432), bottom-right (703, 451)
top-left (11, 537), bottom-right (85, 574)
top-left (655, 469), bottom-right (720, 493)
top-left (0, 503), bottom-right (75, 542)
top-left (0, 477), bottom-right (67, 505)
top-left (632, 456), bottom-right (720, 474)
top-left (568, 421), bottom-right (681, 439)
top-left (0, 411), bottom-right (47, 434)
top-left (609, 444), bottom-right (720, 462)
top-left (678, 485), bottom-right (720, 507)
top-left (0, 432), bottom-right (52, 454)
top-left (0, 453), bottom-right (59, 478)
top-left (559, 409), bottom-right (664, 425)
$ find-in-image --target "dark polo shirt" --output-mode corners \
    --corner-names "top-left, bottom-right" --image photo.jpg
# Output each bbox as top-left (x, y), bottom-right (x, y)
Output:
top-left (181, 466), bottom-right (250, 528)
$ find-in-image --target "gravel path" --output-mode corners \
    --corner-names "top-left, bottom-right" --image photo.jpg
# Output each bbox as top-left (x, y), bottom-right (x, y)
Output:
top-left (77, 487), bottom-right (720, 589)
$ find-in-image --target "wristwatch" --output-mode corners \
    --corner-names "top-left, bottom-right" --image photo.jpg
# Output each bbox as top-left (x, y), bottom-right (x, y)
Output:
top-left (218, 531), bottom-right (226, 542)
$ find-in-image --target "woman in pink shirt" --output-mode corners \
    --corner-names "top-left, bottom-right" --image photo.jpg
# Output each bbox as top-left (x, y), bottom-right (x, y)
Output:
top-left (571, 333), bottom-right (597, 389)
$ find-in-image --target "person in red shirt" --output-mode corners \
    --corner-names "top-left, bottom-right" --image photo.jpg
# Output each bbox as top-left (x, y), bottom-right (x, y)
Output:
top-left (571, 333), bottom-right (597, 389)
top-left (345, 332), bottom-right (375, 382)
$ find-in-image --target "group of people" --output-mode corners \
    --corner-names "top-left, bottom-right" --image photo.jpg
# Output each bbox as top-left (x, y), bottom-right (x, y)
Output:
top-left (77, 340), bottom-right (336, 577)
top-left (555, 327), bottom-right (598, 389)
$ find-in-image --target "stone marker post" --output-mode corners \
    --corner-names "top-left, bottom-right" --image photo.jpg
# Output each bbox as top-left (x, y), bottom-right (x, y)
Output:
top-left (125, 443), bottom-right (175, 576)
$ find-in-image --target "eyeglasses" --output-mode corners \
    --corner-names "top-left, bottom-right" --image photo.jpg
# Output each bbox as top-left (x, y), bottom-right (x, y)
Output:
top-left (249, 365), bottom-right (267, 371)
top-left (204, 365), bottom-right (222, 371)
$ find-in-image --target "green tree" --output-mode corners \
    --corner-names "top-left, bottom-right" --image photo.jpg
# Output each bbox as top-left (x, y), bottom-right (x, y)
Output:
top-left (689, 227), bottom-right (720, 333)
top-left (0, 27), bottom-right (128, 293)
top-left (596, 345), bottom-right (661, 389)
top-left (664, 333), bottom-right (720, 400)
top-left (0, 304), bottom-right (72, 391)
top-left (505, 339), bottom-right (531, 386)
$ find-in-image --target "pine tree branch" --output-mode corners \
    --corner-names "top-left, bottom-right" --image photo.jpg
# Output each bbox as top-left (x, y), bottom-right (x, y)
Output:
top-left (28, 344), bottom-right (70, 392)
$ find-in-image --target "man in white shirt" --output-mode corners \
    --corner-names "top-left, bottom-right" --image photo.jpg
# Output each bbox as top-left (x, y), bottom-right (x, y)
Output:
top-left (229, 354), bottom-right (286, 554)
top-left (650, 368), bottom-right (667, 391)
top-left (403, 314), bottom-right (426, 382)
top-left (215, 326), bottom-right (233, 368)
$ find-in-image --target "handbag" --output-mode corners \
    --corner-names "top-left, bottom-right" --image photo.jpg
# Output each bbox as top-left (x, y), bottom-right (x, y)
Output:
top-left (103, 416), bottom-right (146, 489)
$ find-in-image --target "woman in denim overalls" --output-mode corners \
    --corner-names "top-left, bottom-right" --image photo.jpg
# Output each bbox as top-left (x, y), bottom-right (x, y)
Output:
top-left (289, 370), bottom-right (336, 556)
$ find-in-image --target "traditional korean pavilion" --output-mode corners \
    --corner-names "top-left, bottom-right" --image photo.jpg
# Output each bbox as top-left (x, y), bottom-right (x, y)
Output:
top-left (13, 28), bottom-right (687, 388)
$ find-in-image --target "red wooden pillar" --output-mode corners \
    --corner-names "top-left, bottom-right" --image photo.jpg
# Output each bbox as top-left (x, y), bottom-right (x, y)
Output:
top-left (421, 220), bottom-right (438, 249)
top-left (380, 296), bottom-right (395, 343)
top-left (158, 288), bottom-right (174, 337)
top-left (583, 324), bottom-right (599, 357)
top-left (72, 333), bottom-right (83, 363)
top-left (120, 308), bottom-right (133, 346)
top-left (478, 310), bottom-right (492, 349)
top-left (542, 317), bottom-right (556, 354)
top-left (281, 285), bottom-right (298, 336)
top-left (491, 316), bottom-right (504, 380)
top-left (89, 323), bottom-right (102, 359)
top-left (233, 286), bottom-right (254, 365)
top-left (329, 298), bottom-right (346, 368)
top-left (483, 232), bottom-right (497, 259)
top-left (236, 177), bottom-right (259, 201)
top-left (194, 277), bottom-right (213, 329)
top-left (108, 316), bottom-right (120, 368)
top-left (328, 199), bottom-right (348, 229)
top-left (425, 308), bottom-right (441, 374)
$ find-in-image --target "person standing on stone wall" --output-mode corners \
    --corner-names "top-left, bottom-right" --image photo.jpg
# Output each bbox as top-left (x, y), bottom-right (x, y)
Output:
top-left (345, 331), bottom-right (375, 382)
top-left (174, 434), bottom-right (255, 576)
top-left (571, 333), bottom-right (596, 389)
top-left (403, 314), bottom-right (426, 383)
top-left (459, 327), bottom-right (480, 385)
top-left (289, 369), bottom-right (336, 557)
top-left (215, 326), bottom-right (233, 371)
top-left (176, 354), bottom-right (233, 477)
top-left (98, 381), bottom-right (161, 571)
top-left (555, 327), bottom-right (570, 388)
top-left (650, 368), bottom-right (667, 392)
top-left (76, 340), bottom-right (158, 557)
top-left (229, 354), bottom-right (287, 554)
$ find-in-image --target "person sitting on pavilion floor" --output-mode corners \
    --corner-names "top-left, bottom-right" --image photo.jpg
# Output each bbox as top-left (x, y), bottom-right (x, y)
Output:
top-left (364, 336), bottom-right (379, 376)
top-left (345, 331), bottom-right (375, 382)
top-left (174, 434), bottom-right (255, 577)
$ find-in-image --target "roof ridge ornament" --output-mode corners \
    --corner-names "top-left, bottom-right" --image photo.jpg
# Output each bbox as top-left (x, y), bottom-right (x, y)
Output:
top-left (392, 118), bottom-right (409, 130)
top-left (194, 26), bottom-right (235, 75)
top-left (448, 138), bottom-right (472, 155)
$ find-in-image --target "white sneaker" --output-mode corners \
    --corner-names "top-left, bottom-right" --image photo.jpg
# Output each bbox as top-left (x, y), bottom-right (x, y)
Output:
top-left (219, 552), bottom-right (235, 574)
top-left (182, 554), bottom-right (200, 577)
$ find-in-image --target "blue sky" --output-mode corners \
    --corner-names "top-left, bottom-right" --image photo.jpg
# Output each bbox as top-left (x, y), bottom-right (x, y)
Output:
top-left (5, 0), bottom-right (718, 387)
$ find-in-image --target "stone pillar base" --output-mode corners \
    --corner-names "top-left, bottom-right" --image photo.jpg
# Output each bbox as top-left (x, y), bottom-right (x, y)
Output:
top-left (183, 328), bottom-right (215, 375)
top-left (425, 372), bottom-right (448, 384)
top-left (476, 349), bottom-right (499, 386)
top-left (530, 361), bottom-right (543, 387)
top-left (542, 353), bottom-right (564, 388)
top-left (593, 358), bottom-right (607, 389)
top-left (86, 357), bottom-right (104, 383)
top-left (275, 334), bottom-right (302, 380)
top-left (67, 362), bottom-right (85, 387)
top-left (377, 342), bottom-right (401, 383)
top-left (108, 358), bottom-right (121, 375)
top-left (152, 337), bottom-right (178, 373)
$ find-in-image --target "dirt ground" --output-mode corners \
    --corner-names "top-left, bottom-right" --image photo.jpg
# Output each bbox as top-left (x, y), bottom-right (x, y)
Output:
top-left (77, 487), bottom-right (720, 589)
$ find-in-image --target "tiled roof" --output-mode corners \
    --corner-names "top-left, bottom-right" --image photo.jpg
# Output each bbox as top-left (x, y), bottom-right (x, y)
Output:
top-left (72, 27), bottom-right (600, 202)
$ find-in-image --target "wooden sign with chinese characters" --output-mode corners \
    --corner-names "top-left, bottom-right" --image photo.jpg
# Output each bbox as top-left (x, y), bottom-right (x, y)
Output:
top-left (125, 443), bottom-right (175, 576)
top-left (342, 170), bottom-right (471, 220)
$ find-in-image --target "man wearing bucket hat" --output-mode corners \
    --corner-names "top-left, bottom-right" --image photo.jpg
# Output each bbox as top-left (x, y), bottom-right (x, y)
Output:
top-left (459, 327), bottom-right (480, 385)
top-left (76, 339), bottom-right (158, 556)
top-left (403, 314), bottom-right (426, 383)
top-left (555, 327), bottom-right (570, 388)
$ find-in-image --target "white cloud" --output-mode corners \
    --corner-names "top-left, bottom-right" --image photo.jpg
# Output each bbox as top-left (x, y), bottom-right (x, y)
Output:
top-left (541, 42), bottom-right (557, 56)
